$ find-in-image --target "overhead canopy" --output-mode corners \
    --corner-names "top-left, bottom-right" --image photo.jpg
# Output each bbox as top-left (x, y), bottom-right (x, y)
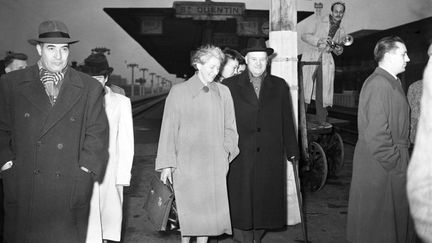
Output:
top-left (104, 3), bottom-right (313, 78)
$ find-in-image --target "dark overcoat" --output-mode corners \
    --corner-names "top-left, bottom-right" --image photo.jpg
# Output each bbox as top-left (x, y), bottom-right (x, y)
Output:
top-left (223, 71), bottom-right (299, 230)
top-left (0, 65), bottom-right (109, 243)
top-left (347, 67), bottom-right (413, 243)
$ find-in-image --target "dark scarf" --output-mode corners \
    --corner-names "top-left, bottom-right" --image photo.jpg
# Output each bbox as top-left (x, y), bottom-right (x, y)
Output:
top-left (328, 15), bottom-right (341, 39)
top-left (38, 61), bottom-right (67, 106)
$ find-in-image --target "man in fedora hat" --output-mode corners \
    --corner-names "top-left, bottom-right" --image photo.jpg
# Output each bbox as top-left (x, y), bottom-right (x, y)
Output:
top-left (223, 38), bottom-right (299, 243)
top-left (0, 20), bottom-right (109, 242)
top-left (79, 52), bottom-right (134, 243)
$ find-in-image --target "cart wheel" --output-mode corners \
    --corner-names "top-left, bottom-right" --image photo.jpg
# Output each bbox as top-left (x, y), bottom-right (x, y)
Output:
top-left (327, 132), bottom-right (344, 177)
top-left (308, 141), bottom-right (328, 192)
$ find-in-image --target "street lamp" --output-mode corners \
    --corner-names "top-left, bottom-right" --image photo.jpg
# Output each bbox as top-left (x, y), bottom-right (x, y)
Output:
top-left (149, 72), bottom-right (156, 95)
top-left (166, 79), bottom-right (172, 90)
top-left (156, 75), bottom-right (161, 94)
top-left (161, 78), bottom-right (166, 92)
top-left (139, 68), bottom-right (148, 96)
top-left (127, 63), bottom-right (138, 97)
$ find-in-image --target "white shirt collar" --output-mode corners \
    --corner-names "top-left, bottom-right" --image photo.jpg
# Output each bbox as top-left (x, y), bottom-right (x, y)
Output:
top-left (379, 65), bottom-right (398, 80)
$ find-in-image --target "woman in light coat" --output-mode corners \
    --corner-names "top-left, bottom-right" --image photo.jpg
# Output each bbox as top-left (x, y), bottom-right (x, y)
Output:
top-left (81, 53), bottom-right (135, 243)
top-left (156, 45), bottom-right (239, 243)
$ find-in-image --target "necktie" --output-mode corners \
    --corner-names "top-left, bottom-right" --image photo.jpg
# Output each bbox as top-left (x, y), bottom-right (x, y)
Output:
top-left (39, 68), bottom-right (64, 105)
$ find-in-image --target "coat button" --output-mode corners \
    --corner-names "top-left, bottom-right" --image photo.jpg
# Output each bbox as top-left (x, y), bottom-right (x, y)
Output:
top-left (257, 128), bottom-right (261, 132)
top-left (24, 113), bottom-right (30, 118)
top-left (256, 147), bottom-right (260, 152)
top-left (55, 171), bottom-right (61, 177)
top-left (33, 169), bottom-right (40, 175)
top-left (57, 143), bottom-right (63, 150)
top-left (70, 117), bottom-right (75, 122)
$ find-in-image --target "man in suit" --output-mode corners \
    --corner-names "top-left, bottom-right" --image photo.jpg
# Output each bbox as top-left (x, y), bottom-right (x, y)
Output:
top-left (0, 20), bottom-right (109, 242)
top-left (223, 38), bottom-right (299, 243)
top-left (347, 36), bottom-right (414, 243)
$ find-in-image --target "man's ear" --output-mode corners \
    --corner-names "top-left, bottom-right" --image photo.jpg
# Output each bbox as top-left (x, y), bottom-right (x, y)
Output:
top-left (36, 44), bottom-right (42, 56)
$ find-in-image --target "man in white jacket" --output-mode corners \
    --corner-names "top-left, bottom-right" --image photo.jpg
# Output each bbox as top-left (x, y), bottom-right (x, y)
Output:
top-left (300, 1), bottom-right (347, 124)
top-left (80, 53), bottom-right (135, 243)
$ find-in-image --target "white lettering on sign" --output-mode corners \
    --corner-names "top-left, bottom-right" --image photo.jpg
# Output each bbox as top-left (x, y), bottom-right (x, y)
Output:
top-left (195, 6), bottom-right (242, 15)
top-left (174, 1), bottom-right (245, 20)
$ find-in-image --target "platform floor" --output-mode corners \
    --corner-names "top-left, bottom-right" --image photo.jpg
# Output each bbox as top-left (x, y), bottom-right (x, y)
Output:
top-left (121, 114), bottom-right (354, 243)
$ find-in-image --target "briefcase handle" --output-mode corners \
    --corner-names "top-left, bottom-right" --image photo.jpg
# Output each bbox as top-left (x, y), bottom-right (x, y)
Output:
top-left (166, 179), bottom-right (174, 193)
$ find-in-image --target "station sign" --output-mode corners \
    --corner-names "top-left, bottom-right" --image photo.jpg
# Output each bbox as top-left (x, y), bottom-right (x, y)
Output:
top-left (140, 17), bottom-right (163, 35)
top-left (212, 33), bottom-right (239, 47)
top-left (237, 18), bottom-right (269, 37)
top-left (173, 1), bottom-right (245, 20)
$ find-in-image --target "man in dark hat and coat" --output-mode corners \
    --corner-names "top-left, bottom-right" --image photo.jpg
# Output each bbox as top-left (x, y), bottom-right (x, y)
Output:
top-left (79, 53), bottom-right (125, 95)
top-left (222, 38), bottom-right (299, 243)
top-left (0, 20), bottom-right (109, 242)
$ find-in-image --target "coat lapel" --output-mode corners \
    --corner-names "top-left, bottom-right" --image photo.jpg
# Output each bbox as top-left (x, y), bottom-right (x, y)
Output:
top-left (20, 65), bottom-right (52, 115)
top-left (40, 69), bottom-right (84, 138)
top-left (237, 72), bottom-right (259, 107)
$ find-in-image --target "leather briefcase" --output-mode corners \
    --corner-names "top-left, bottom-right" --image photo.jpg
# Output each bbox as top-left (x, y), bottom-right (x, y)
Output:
top-left (144, 174), bottom-right (177, 231)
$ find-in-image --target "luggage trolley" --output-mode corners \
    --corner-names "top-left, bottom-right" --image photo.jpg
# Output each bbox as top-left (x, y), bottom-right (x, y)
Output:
top-left (298, 60), bottom-right (345, 192)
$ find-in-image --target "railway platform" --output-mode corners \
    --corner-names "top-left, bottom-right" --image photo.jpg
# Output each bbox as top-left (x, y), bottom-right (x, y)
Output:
top-left (121, 101), bottom-right (355, 243)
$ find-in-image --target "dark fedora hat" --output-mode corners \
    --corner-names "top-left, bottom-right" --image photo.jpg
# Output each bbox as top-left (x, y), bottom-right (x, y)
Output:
top-left (28, 20), bottom-right (79, 45)
top-left (241, 38), bottom-right (274, 56)
top-left (80, 53), bottom-right (113, 76)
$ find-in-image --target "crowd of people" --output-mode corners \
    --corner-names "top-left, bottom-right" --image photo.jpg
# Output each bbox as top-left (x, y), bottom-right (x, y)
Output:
top-left (1, 1), bottom-right (432, 243)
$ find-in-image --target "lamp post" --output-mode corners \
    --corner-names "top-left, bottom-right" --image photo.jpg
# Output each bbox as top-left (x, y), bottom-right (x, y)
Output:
top-left (127, 63), bottom-right (138, 97)
top-left (166, 79), bottom-right (172, 90)
top-left (139, 68), bottom-right (148, 96)
top-left (161, 78), bottom-right (166, 92)
top-left (149, 72), bottom-right (156, 95)
top-left (156, 75), bottom-right (161, 94)
top-left (158, 75), bottom-right (163, 93)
